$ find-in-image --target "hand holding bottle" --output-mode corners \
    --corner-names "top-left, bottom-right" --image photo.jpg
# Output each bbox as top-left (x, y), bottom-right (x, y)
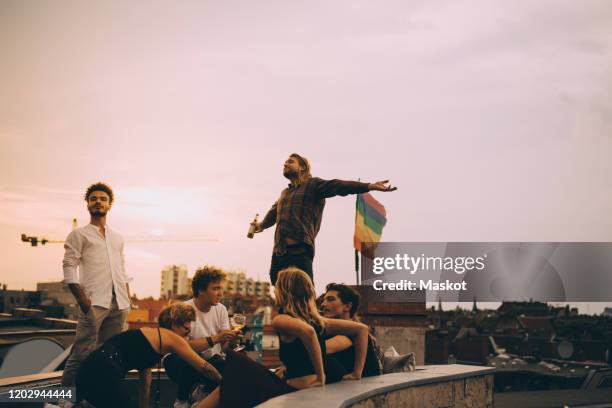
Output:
top-left (247, 214), bottom-right (260, 238)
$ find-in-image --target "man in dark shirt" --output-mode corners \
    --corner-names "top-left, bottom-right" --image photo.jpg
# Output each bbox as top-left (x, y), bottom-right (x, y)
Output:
top-left (251, 153), bottom-right (396, 285)
top-left (321, 283), bottom-right (382, 378)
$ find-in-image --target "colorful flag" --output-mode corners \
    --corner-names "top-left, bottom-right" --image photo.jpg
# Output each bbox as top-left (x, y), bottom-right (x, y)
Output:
top-left (354, 193), bottom-right (387, 258)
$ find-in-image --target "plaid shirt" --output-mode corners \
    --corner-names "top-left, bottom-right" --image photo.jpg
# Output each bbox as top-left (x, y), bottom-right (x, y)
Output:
top-left (261, 177), bottom-right (369, 256)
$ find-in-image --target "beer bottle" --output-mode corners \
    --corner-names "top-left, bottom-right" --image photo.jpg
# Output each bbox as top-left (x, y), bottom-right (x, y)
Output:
top-left (247, 214), bottom-right (259, 238)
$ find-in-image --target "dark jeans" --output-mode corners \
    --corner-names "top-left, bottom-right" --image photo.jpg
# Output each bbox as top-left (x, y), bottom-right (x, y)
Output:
top-left (164, 353), bottom-right (225, 401)
top-left (220, 350), bottom-right (296, 407)
top-left (269, 244), bottom-right (314, 285)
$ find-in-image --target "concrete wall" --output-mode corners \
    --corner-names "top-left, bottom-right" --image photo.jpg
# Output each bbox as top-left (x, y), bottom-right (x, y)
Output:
top-left (373, 326), bottom-right (426, 365)
top-left (259, 365), bottom-right (495, 408)
top-left (349, 375), bottom-right (493, 408)
top-left (0, 365), bottom-right (495, 408)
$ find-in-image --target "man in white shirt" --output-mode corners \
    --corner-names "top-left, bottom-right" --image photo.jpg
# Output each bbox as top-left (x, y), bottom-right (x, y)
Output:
top-left (164, 265), bottom-right (238, 408)
top-left (60, 183), bottom-right (131, 399)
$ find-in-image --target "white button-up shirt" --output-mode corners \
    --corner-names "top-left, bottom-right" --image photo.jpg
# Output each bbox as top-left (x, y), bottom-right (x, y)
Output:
top-left (62, 224), bottom-right (132, 310)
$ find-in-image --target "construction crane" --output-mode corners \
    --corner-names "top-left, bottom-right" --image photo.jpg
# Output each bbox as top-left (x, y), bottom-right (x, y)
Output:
top-left (21, 219), bottom-right (218, 246)
top-left (20, 234), bottom-right (64, 247)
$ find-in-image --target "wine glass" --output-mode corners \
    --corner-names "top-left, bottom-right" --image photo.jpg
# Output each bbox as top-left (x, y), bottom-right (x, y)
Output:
top-left (231, 313), bottom-right (246, 332)
top-left (230, 313), bottom-right (246, 351)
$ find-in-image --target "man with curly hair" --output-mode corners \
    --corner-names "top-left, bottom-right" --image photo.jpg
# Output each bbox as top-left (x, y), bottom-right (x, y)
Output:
top-left (59, 182), bottom-right (132, 407)
top-left (164, 265), bottom-right (239, 408)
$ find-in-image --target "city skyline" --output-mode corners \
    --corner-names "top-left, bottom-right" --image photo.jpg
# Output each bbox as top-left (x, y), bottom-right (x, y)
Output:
top-left (1, 1), bottom-right (611, 309)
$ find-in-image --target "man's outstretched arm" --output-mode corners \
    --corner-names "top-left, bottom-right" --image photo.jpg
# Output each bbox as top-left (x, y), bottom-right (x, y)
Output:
top-left (368, 180), bottom-right (398, 192)
top-left (315, 178), bottom-right (397, 198)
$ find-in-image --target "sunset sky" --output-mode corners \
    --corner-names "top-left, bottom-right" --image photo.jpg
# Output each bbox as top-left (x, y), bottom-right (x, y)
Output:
top-left (1, 1), bottom-right (611, 310)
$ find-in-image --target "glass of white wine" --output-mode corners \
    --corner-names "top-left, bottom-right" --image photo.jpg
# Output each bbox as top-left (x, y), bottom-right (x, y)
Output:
top-left (231, 313), bottom-right (246, 332)
top-left (230, 313), bottom-right (246, 351)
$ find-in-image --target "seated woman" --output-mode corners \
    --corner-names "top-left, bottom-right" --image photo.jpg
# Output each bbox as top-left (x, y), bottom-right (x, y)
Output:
top-left (195, 267), bottom-right (370, 408)
top-left (75, 303), bottom-right (222, 408)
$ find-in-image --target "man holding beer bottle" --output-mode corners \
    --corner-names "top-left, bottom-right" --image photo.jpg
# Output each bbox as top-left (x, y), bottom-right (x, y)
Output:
top-left (249, 153), bottom-right (397, 285)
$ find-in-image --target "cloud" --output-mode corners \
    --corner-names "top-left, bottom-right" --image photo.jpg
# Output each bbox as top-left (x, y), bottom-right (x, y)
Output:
top-left (1, 0), bottom-right (611, 298)
top-left (115, 185), bottom-right (212, 225)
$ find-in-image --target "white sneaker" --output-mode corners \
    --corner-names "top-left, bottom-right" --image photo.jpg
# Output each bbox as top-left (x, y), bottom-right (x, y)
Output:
top-left (173, 400), bottom-right (190, 408)
top-left (58, 399), bottom-right (74, 408)
top-left (190, 384), bottom-right (210, 403)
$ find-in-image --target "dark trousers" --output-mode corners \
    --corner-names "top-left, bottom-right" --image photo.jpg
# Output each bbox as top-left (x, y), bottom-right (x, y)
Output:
top-left (269, 244), bottom-right (314, 285)
top-left (220, 350), bottom-right (296, 408)
top-left (163, 353), bottom-right (225, 401)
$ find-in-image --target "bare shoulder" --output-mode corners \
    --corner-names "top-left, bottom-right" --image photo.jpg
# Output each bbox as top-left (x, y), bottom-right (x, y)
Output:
top-left (272, 314), bottom-right (298, 341)
top-left (272, 313), bottom-right (294, 327)
top-left (140, 327), bottom-right (179, 353)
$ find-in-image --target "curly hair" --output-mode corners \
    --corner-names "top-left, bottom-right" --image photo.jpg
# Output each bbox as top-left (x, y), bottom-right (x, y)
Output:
top-left (191, 265), bottom-right (226, 297)
top-left (84, 182), bottom-right (114, 205)
top-left (158, 302), bottom-right (195, 329)
top-left (276, 267), bottom-right (324, 328)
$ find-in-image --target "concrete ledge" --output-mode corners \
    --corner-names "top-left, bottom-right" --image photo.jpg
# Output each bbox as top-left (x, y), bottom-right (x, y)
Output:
top-left (258, 365), bottom-right (495, 408)
top-left (0, 369), bottom-right (164, 388)
top-left (0, 365), bottom-right (495, 408)
top-left (0, 371), bottom-right (62, 388)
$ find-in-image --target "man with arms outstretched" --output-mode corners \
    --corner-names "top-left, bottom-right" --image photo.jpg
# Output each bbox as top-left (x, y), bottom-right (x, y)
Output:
top-left (251, 153), bottom-right (397, 285)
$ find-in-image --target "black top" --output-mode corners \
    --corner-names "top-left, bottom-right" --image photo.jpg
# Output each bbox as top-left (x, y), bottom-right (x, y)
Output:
top-left (279, 322), bottom-right (326, 379)
top-left (103, 329), bottom-right (162, 371)
top-left (330, 335), bottom-right (381, 378)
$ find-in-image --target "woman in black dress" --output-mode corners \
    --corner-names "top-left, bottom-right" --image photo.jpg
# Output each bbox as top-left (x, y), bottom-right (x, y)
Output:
top-left (195, 267), bottom-right (370, 408)
top-left (75, 303), bottom-right (221, 408)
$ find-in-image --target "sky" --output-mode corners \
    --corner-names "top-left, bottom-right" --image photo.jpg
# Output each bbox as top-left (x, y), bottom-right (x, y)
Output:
top-left (1, 1), bottom-right (611, 310)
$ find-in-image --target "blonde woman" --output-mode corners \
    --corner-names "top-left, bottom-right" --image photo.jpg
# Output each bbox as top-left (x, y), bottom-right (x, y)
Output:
top-left (75, 303), bottom-right (221, 408)
top-left (196, 267), bottom-right (369, 408)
